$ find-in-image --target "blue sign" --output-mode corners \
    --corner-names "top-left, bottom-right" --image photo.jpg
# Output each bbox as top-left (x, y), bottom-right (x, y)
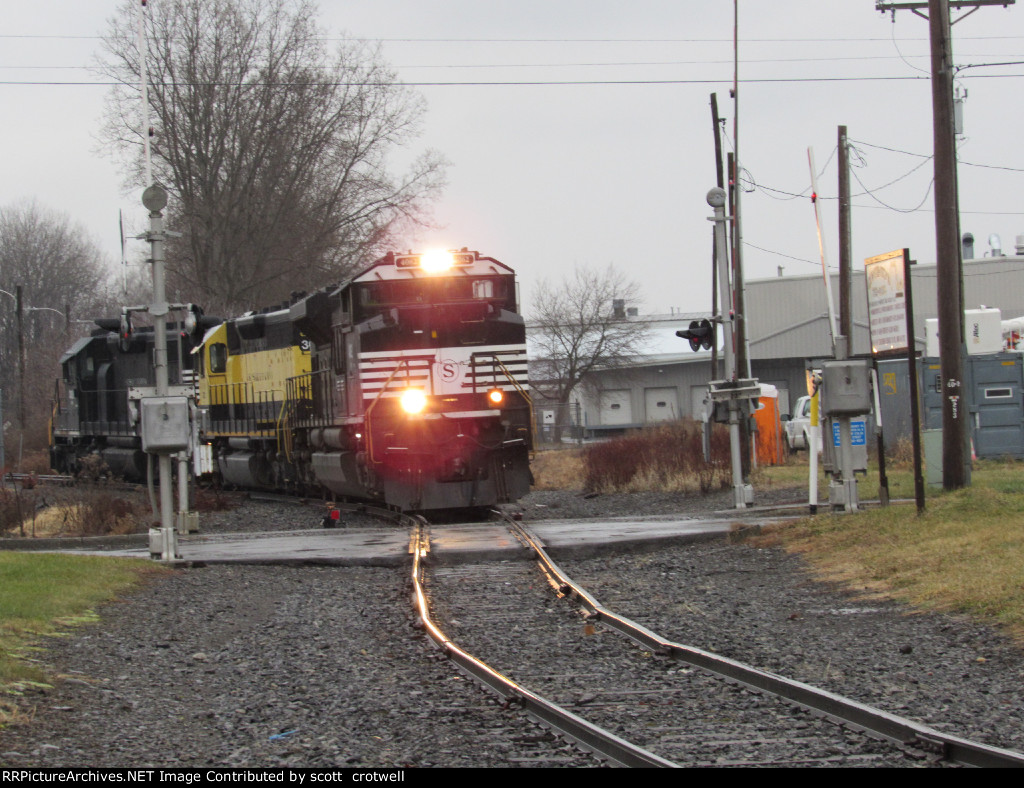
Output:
top-left (832, 419), bottom-right (867, 447)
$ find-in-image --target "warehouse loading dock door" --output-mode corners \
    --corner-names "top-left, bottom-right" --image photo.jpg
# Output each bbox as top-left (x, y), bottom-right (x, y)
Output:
top-left (600, 389), bottom-right (633, 425)
top-left (644, 387), bottom-right (677, 423)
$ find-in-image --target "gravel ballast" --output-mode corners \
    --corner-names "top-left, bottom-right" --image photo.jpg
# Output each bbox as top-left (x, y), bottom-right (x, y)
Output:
top-left (1, 488), bottom-right (1022, 767)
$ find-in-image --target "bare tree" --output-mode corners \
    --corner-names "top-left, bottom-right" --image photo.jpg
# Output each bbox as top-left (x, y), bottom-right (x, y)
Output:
top-left (0, 201), bottom-right (111, 451)
top-left (98, 0), bottom-right (446, 314)
top-left (529, 265), bottom-right (650, 436)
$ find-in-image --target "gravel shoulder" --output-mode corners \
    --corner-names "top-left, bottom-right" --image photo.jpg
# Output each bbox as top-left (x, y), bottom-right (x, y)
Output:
top-left (1, 486), bottom-right (1022, 767)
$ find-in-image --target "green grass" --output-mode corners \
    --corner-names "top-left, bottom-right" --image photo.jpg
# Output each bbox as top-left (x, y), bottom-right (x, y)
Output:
top-left (0, 553), bottom-right (166, 722)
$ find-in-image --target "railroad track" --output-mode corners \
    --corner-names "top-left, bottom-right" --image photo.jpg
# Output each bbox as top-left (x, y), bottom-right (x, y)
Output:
top-left (3, 472), bottom-right (74, 486)
top-left (410, 514), bottom-right (1024, 768)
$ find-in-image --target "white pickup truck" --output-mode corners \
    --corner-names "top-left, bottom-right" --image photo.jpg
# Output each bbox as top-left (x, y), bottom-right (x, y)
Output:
top-left (783, 395), bottom-right (820, 454)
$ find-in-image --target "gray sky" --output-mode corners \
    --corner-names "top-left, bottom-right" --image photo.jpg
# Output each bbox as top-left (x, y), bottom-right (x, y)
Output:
top-left (2, 1), bottom-right (1022, 320)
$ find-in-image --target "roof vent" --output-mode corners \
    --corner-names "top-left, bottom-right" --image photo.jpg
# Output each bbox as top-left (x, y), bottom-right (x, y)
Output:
top-left (962, 232), bottom-right (974, 260)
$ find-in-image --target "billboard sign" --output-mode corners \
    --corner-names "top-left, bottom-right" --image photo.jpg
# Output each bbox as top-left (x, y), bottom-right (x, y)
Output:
top-left (864, 249), bottom-right (909, 356)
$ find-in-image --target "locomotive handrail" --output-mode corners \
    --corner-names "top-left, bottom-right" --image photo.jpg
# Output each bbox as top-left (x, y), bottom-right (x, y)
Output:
top-left (206, 381), bottom-right (285, 437)
top-left (365, 358), bottom-right (414, 465)
top-left (285, 368), bottom-right (335, 429)
top-left (276, 399), bottom-right (293, 463)
top-left (471, 351), bottom-right (535, 451)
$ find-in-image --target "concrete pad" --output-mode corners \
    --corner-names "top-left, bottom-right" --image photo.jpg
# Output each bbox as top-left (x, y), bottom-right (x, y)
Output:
top-left (9, 517), bottom-right (756, 565)
top-left (529, 518), bottom-right (734, 558)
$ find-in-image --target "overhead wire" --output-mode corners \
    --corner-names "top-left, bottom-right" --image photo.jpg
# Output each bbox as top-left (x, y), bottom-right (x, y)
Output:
top-left (2, 33), bottom-right (1023, 42)
top-left (851, 138), bottom-right (1024, 173)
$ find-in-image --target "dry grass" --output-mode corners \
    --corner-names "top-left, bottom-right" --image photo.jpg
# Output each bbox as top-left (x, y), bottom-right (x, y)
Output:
top-left (752, 461), bottom-right (1024, 641)
top-left (1, 486), bottom-right (147, 539)
top-left (533, 432), bottom-right (1024, 643)
top-left (530, 449), bottom-right (586, 491)
top-left (531, 421), bottom-right (732, 495)
top-left (580, 421), bottom-right (731, 494)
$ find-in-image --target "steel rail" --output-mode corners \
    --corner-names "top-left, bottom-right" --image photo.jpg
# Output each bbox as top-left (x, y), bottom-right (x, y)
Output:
top-left (500, 514), bottom-right (1024, 769)
top-left (408, 517), bottom-right (678, 768)
top-left (3, 473), bottom-right (74, 485)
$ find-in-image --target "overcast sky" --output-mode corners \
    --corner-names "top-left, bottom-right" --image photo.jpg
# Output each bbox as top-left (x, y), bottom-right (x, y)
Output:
top-left (2, 1), bottom-right (1022, 320)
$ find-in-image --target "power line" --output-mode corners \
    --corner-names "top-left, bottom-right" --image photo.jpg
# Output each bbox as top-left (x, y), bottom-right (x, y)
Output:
top-left (14, 53), bottom-right (1022, 70)
top-left (852, 138), bottom-right (1024, 172)
top-left (5, 72), bottom-right (1024, 88)
top-left (850, 166), bottom-right (935, 213)
top-left (743, 242), bottom-right (821, 267)
top-left (2, 33), bottom-right (1023, 43)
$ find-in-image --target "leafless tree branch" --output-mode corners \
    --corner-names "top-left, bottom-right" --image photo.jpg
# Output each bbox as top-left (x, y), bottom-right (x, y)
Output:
top-left (529, 265), bottom-right (650, 408)
top-left (97, 0), bottom-right (447, 314)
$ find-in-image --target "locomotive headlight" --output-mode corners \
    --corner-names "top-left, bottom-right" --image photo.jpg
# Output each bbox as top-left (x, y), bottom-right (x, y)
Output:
top-left (486, 387), bottom-right (505, 407)
top-left (420, 250), bottom-right (454, 273)
top-left (400, 388), bottom-right (428, 414)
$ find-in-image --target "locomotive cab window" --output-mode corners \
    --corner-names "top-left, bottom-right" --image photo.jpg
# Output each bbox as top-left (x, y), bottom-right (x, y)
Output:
top-left (209, 343), bottom-right (227, 374)
top-left (472, 279), bottom-right (494, 299)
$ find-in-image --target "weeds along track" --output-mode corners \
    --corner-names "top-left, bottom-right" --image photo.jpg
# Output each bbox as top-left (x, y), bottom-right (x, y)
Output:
top-left (412, 517), bottom-right (1024, 768)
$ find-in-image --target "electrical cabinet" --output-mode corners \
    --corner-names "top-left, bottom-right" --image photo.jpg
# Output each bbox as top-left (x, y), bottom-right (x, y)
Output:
top-left (822, 360), bottom-right (871, 416)
top-left (140, 397), bottom-right (190, 452)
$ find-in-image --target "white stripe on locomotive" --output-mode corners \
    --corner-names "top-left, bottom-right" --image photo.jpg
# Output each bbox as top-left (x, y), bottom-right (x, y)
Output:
top-left (358, 344), bottom-right (528, 400)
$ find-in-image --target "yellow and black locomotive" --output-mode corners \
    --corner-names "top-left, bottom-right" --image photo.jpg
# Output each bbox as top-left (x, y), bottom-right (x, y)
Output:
top-left (194, 249), bottom-right (533, 512)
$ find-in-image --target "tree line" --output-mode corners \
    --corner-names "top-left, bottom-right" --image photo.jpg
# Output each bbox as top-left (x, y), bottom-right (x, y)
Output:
top-left (3, 0), bottom-right (648, 463)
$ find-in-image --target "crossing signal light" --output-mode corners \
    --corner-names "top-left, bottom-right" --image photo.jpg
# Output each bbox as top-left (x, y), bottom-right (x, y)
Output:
top-left (676, 319), bottom-right (715, 352)
top-left (119, 311), bottom-right (133, 352)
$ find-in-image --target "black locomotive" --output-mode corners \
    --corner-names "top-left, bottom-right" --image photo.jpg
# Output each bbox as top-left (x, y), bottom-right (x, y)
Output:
top-left (49, 317), bottom-right (211, 480)
top-left (51, 249), bottom-right (534, 514)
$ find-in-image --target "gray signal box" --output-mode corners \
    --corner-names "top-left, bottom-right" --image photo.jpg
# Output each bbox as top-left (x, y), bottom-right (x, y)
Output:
top-left (140, 397), bottom-right (190, 453)
top-left (822, 360), bottom-right (872, 416)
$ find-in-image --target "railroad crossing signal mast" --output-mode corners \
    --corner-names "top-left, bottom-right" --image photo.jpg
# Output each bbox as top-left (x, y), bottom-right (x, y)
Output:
top-left (699, 187), bottom-right (759, 509)
top-left (135, 1), bottom-right (193, 561)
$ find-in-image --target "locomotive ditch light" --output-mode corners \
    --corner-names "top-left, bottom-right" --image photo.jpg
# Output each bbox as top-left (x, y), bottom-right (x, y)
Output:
top-left (486, 387), bottom-right (505, 407)
top-left (400, 388), bottom-right (428, 415)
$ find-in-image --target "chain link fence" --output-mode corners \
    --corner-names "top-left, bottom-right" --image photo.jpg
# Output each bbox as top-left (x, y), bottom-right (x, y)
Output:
top-left (533, 401), bottom-right (585, 448)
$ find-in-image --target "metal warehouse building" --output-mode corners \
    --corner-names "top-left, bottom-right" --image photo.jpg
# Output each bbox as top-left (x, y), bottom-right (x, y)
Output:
top-left (529, 248), bottom-right (1024, 439)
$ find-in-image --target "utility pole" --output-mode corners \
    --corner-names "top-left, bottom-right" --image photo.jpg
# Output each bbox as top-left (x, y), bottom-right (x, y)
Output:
top-left (874, 0), bottom-right (1016, 488)
top-left (16, 286), bottom-right (25, 446)
top-left (838, 126), bottom-right (853, 338)
top-left (731, 1), bottom-right (752, 480)
top-left (929, 0), bottom-right (969, 489)
top-left (710, 93), bottom-right (725, 381)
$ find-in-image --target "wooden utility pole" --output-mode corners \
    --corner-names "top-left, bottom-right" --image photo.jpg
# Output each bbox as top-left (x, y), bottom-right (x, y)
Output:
top-left (16, 286), bottom-right (25, 434)
top-left (872, 0), bottom-right (1017, 488)
top-left (838, 126), bottom-right (853, 339)
top-left (928, 0), bottom-right (969, 489)
top-left (710, 93), bottom-right (725, 380)
top-left (731, 3), bottom-right (752, 480)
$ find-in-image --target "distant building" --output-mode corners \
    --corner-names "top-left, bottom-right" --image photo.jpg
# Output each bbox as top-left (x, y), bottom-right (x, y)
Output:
top-left (528, 247), bottom-right (1024, 439)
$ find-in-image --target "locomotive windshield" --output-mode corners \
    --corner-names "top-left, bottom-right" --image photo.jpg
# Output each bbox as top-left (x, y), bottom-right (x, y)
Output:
top-left (351, 275), bottom-right (522, 353)
top-left (352, 276), bottom-right (514, 324)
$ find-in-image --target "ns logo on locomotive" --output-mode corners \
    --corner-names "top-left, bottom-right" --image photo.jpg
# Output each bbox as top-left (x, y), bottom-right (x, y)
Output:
top-left (50, 249), bottom-right (534, 514)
